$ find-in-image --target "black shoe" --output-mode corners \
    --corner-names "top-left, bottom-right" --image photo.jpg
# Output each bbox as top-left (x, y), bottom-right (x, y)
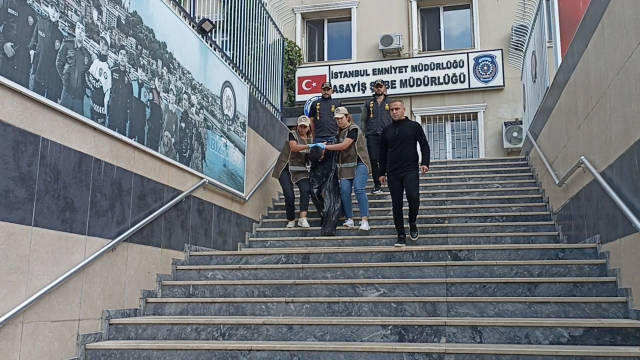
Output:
top-left (371, 187), bottom-right (383, 195)
top-left (409, 222), bottom-right (419, 241)
top-left (394, 234), bottom-right (406, 247)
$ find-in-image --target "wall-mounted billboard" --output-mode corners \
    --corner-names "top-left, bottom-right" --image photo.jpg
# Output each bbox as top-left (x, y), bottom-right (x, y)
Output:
top-left (0, 0), bottom-right (248, 194)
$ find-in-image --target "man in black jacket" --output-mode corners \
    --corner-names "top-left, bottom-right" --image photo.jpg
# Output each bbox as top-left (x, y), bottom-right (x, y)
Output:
top-left (379, 99), bottom-right (430, 247)
top-left (29, 0), bottom-right (63, 101)
top-left (361, 79), bottom-right (392, 194)
top-left (177, 91), bottom-right (193, 166)
top-left (56, 17), bottom-right (90, 115)
top-left (107, 44), bottom-right (132, 136)
top-left (0, 0), bottom-right (37, 88)
top-left (308, 82), bottom-right (341, 143)
top-left (130, 63), bottom-right (149, 145)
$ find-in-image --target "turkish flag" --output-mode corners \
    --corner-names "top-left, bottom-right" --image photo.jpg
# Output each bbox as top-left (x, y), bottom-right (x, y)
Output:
top-left (297, 74), bottom-right (327, 95)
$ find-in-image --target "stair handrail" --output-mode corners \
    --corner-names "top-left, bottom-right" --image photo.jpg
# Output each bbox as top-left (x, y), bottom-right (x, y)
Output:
top-left (0, 179), bottom-right (209, 329)
top-left (526, 132), bottom-right (640, 232)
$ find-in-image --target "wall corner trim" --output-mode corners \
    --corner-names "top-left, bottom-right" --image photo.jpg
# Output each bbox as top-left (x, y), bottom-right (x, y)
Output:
top-left (413, 103), bottom-right (488, 117)
top-left (293, 0), bottom-right (359, 14)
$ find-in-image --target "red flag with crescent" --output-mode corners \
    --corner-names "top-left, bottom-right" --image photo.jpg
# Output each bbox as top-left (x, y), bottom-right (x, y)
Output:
top-left (297, 74), bottom-right (327, 95)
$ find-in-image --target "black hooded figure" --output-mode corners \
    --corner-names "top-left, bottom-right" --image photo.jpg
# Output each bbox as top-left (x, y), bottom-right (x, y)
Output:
top-left (308, 144), bottom-right (341, 236)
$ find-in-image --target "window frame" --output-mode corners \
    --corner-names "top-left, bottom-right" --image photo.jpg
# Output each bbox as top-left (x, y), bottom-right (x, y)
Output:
top-left (413, 103), bottom-right (486, 159)
top-left (304, 16), bottom-right (353, 63)
top-left (294, 1), bottom-right (359, 65)
top-left (419, 3), bottom-right (475, 53)
top-left (411, 0), bottom-right (479, 55)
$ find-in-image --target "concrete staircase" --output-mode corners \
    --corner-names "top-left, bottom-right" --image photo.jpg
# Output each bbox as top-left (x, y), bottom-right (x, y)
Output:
top-left (81, 157), bottom-right (640, 359)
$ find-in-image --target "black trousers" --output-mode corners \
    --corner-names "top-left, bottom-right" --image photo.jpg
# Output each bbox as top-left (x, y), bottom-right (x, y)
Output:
top-left (366, 134), bottom-right (382, 188)
top-left (387, 171), bottom-right (420, 235)
top-left (278, 167), bottom-right (311, 221)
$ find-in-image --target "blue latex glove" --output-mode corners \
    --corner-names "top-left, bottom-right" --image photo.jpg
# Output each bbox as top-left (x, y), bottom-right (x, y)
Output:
top-left (309, 143), bottom-right (325, 150)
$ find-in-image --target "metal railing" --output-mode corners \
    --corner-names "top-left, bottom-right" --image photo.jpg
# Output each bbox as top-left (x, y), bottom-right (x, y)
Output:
top-left (0, 158), bottom-right (280, 328)
top-left (526, 132), bottom-right (640, 232)
top-left (0, 179), bottom-right (209, 328)
top-left (169, 0), bottom-right (285, 119)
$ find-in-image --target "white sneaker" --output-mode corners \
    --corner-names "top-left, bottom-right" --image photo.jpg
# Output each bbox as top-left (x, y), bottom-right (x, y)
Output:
top-left (298, 217), bottom-right (310, 228)
top-left (286, 220), bottom-right (296, 228)
top-left (343, 218), bottom-right (355, 227)
top-left (359, 220), bottom-right (370, 231)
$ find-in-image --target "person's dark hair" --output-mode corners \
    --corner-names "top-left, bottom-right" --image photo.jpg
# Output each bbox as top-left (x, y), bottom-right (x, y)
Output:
top-left (308, 146), bottom-right (324, 162)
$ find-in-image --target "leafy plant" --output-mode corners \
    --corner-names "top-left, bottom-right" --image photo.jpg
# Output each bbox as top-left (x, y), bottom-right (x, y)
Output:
top-left (284, 39), bottom-right (303, 107)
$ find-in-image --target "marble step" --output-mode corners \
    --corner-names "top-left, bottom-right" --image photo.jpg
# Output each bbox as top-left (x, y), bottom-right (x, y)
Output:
top-left (280, 187), bottom-right (543, 202)
top-left (250, 222), bottom-right (558, 239)
top-left (174, 259), bottom-right (610, 281)
top-left (414, 161), bottom-right (530, 170)
top-left (265, 203), bottom-right (550, 219)
top-left (142, 296), bottom-right (630, 319)
top-left (247, 232), bottom-right (562, 248)
top-left (430, 156), bottom-right (525, 165)
top-left (259, 212), bottom-right (553, 228)
top-left (108, 316), bottom-right (640, 346)
top-left (376, 167), bottom-right (532, 177)
top-left (189, 243), bottom-right (590, 266)
top-left (292, 180), bottom-right (538, 193)
top-left (85, 341), bottom-right (640, 359)
top-left (157, 277), bottom-right (619, 299)
top-left (272, 195), bottom-right (545, 208)
top-left (367, 173), bottom-right (535, 184)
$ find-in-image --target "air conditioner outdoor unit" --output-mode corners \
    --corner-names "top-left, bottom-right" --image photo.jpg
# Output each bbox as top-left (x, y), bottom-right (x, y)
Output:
top-left (503, 120), bottom-right (524, 151)
top-left (379, 33), bottom-right (402, 50)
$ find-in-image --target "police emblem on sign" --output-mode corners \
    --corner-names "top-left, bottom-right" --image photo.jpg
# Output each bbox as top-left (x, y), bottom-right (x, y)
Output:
top-left (473, 54), bottom-right (499, 85)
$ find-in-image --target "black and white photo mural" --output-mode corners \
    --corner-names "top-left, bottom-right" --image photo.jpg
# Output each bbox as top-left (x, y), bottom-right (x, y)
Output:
top-left (0, 0), bottom-right (248, 194)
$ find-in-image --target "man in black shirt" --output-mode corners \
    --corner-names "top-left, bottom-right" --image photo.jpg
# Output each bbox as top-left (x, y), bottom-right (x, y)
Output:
top-left (361, 79), bottom-right (393, 194)
top-left (308, 82), bottom-right (341, 143)
top-left (379, 99), bottom-right (430, 247)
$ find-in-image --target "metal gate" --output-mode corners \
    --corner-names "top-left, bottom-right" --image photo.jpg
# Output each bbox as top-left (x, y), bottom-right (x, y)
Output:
top-left (422, 113), bottom-right (480, 160)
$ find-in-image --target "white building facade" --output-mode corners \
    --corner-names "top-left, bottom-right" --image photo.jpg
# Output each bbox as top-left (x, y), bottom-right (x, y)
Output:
top-left (282, 0), bottom-right (558, 159)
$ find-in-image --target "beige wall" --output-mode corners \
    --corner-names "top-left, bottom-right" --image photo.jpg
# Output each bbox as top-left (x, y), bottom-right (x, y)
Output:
top-left (527, 0), bottom-right (640, 304)
top-left (602, 232), bottom-right (640, 309)
top-left (0, 40), bottom-right (281, 359)
top-left (528, 0), bottom-right (640, 211)
top-left (285, 0), bottom-right (523, 158)
top-left (0, 222), bottom-right (182, 360)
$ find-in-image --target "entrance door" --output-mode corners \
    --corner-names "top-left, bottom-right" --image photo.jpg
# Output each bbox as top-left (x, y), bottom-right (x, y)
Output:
top-left (421, 112), bottom-right (480, 160)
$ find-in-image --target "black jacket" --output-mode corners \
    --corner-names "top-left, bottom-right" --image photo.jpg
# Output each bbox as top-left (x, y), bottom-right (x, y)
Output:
top-left (361, 95), bottom-right (393, 136)
top-left (56, 39), bottom-right (91, 98)
top-left (30, 16), bottom-right (63, 84)
top-left (1, 0), bottom-right (37, 71)
top-left (379, 117), bottom-right (430, 176)
top-left (108, 66), bottom-right (133, 129)
top-left (308, 97), bottom-right (342, 137)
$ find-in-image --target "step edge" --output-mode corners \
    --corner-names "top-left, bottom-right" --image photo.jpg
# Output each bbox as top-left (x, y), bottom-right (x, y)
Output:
top-left (144, 296), bottom-right (628, 303)
top-left (176, 259), bottom-right (607, 270)
top-left (84, 341), bottom-right (640, 356)
top-left (109, 316), bottom-right (640, 328)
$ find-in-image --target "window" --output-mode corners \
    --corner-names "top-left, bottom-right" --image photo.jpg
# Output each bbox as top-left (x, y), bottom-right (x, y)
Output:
top-left (305, 17), bottom-right (352, 62)
top-left (422, 113), bottom-right (480, 160)
top-left (420, 4), bottom-right (473, 52)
